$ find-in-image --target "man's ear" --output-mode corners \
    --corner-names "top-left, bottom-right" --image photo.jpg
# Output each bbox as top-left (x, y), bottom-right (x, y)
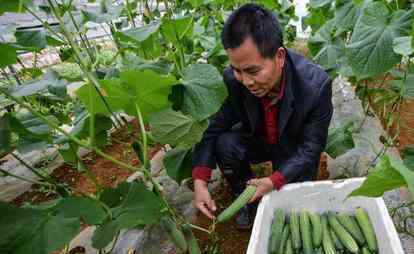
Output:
top-left (275, 47), bottom-right (286, 69)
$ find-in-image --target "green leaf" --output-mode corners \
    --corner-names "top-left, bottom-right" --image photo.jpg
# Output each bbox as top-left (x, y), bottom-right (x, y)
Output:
top-left (161, 16), bottom-right (193, 44)
top-left (0, 202), bottom-right (80, 254)
top-left (325, 122), bottom-right (355, 158)
top-left (388, 156), bottom-right (414, 196)
top-left (402, 145), bottom-right (414, 171)
top-left (347, 3), bottom-right (414, 79)
top-left (92, 182), bottom-right (164, 249)
top-left (52, 197), bottom-right (106, 225)
top-left (308, 20), bottom-right (345, 70)
top-left (149, 108), bottom-right (208, 148)
top-left (348, 155), bottom-right (406, 198)
top-left (11, 71), bottom-right (68, 98)
top-left (0, 0), bottom-right (32, 14)
top-left (15, 29), bottom-right (47, 51)
top-left (75, 84), bottom-right (109, 115)
top-left (118, 21), bottom-right (160, 42)
top-left (76, 114), bottom-right (112, 147)
top-left (181, 64), bottom-right (227, 121)
top-left (164, 147), bottom-right (193, 185)
top-left (98, 70), bottom-right (176, 119)
top-left (393, 36), bottom-right (413, 56)
top-left (0, 43), bottom-right (17, 68)
top-left (309, 0), bottom-right (332, 8)
top-left (390, 74), bottom-right (414, 98)
top-left (81, 1), bottom-right (123, 24)
top-left (58, 142), bottom-right (79, 166)
top-left (0, 114), bottom-right (12, 158)
top-left (333, 1), bottom-right (361, 37)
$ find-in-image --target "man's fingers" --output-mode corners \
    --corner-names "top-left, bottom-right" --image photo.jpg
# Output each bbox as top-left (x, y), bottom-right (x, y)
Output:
top-left (196, 202), bottom-right (215, 219)
top-left (208, 199), bottom-right (217, 211)
top-left (248, 191), bottom-right (260, 203)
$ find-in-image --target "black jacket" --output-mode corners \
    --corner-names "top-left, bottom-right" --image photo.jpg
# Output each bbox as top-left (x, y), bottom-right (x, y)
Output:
top-left (192, 49), bottom-right (333, 183)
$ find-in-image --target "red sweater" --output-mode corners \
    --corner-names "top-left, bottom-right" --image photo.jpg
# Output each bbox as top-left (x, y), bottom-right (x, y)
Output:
top-left (192, 77), bottom-right (286, 190)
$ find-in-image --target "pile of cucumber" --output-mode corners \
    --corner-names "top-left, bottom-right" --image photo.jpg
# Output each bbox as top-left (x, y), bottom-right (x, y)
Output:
top-left (268, 207), bottom-right (378, 254)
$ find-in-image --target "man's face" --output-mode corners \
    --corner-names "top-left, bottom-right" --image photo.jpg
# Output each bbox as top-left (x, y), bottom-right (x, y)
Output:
top-left (226, 37), bottom-right (285, 98)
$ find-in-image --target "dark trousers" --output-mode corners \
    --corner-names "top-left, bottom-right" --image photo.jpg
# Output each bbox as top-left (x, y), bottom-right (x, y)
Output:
top-left (215, 129), bottom-right (274, 196)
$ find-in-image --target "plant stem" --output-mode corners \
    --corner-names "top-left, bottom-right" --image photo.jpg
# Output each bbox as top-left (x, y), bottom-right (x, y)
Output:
top-left (0, 167), bottom-right (53, 186)
top-left (134, 102), bottom-right (148, 169)
top-left (11, 152), bottom-right (51, 182)
top-left (189, 223), bottom-right (210, 234)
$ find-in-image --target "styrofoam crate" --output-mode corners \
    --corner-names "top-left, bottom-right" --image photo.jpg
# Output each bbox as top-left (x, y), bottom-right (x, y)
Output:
top-left (247, 177), bottom-right (404, 254)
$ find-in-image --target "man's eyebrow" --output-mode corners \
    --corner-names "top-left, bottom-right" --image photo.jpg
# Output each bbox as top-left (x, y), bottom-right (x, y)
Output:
top-left (230, 65), bottom-right (260, 72)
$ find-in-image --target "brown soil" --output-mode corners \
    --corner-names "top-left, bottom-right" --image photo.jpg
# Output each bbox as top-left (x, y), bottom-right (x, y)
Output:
top-left (11, 120), bottom-right (160, 207)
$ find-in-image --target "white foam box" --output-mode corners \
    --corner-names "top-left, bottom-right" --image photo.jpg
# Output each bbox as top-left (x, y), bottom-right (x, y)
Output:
top-left (247, 177), bottom-right (404, 254)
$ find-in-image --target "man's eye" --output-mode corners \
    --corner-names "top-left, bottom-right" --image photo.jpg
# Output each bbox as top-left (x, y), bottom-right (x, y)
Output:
top-left (248, 70), bottom-right (259, 75)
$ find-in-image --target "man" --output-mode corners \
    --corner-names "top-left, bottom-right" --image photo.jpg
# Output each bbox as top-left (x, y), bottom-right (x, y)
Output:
top-left (192, 3), bottom-right (333, 229)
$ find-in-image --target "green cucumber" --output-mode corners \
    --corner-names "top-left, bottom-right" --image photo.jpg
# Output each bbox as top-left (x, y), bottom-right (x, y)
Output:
top-left (309, 212), bottom-right (323, 248)
top-left (330, 228), bottom-right (345, 251)
top-left (337, 212), bottom-right (366, 246)
top-left (181, 224), bottom-right (201, 254)
top-left (160, 217), bottom-right (188, 252)
top-left (300, 210), bottom-right (313, 254)
top-left (289, 209), bottom-right (301, 251)
top-left (328, 212), bottom-right (359, 253)
top-left (355, 207), bottom-right (378, 252)
top-left (217, 185), bottom-right (257, 223)
top-left (278, 225), bottom-right (290, 254)
top-left (362, 246), bottom-right (372, 254)
top-left (284, 236), bottom-right (294, 254)
top-left (269, 208), bottom-right (285, 253)
top-left (321, 215), bottom-right (336, 254)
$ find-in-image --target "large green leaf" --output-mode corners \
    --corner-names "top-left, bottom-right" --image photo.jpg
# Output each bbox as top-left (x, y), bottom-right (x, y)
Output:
top-left (348, 155), bottom-right (412, 198)
top-left (346, 2), bottom-right (414, 79)
top-left (52, 197), bottom-right (107, 225)
top-left (0, 43), bottom-right (17, 68)
top-left (149, 108), bottom-right (208, 148)
top-left (96, 70), bottom-right (176, 119)
top-left (325, 122), bottom-right (355, 158)
top-left (164, 147), bottom-right (193, 185)
top-left (308, 20), bottom-right (345, 70)
top-left (161, 16), bottom-right (193, 44)
top-left (15, 29), bottom-right (47, 51)
top-left (0, 202), bottom-right (80, 254)
top-left (92, 182), bottom-right (164, 249)
top-left (181, 64), bottom-right (227, 121)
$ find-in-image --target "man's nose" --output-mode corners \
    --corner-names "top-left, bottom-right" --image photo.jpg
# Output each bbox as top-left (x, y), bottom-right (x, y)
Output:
top-left (241, 72), bottom-right (254, 87)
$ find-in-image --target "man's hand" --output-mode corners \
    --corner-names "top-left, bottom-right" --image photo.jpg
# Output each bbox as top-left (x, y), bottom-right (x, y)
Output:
top-left (194, 179), bottom-right (217, 219)
top-left (246, 177), bottom-right (274, 203)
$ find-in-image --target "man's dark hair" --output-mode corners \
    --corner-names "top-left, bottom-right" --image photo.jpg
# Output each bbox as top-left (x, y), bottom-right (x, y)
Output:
top-left (221, 3), bottom-right (284, 59)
